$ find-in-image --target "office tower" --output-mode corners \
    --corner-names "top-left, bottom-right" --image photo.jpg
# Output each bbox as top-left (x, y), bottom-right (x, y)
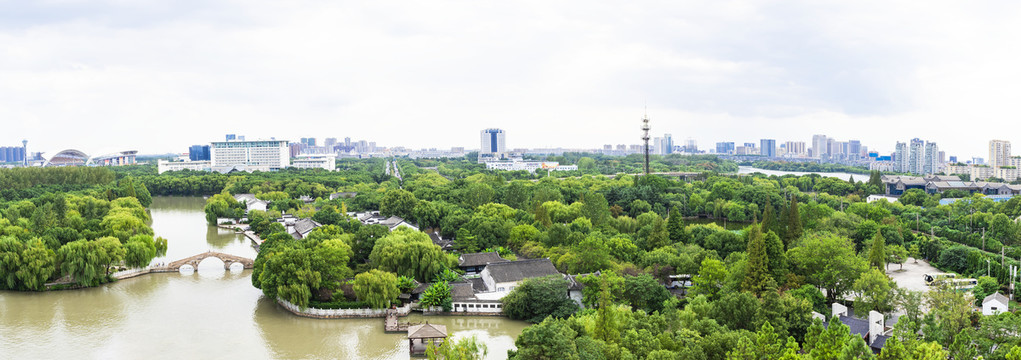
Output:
top-left (480, 128), bottom-right (506, 155)
top-left (784, 141), bottom-right (806, 156)
top-left (908, 138), bottom-right (924, 174)
top-left (211, 139), bottom-right (290, 171)
top-left (923, 142), bottom-right (940, 175)
top-left (226, 134), bottom-right (236, 141)
top-left (895, 142), bottom-right (908, 173)
top-left (716, 142), bottom-right (735, 154)
top-left (663, 134), bottom-right (674, 154)
top-left (989, 140), bottom-right (1012, 167)
top-left (760, 139), bottom-right (777, 158)
top-left (812, 135), bottom-right (828, 158)
top-left (188, 145), bottom-right (211, 161)
top-left (848, 140), bottom-right (862, 158)
top-left (324, 138), bottom-right (338, 149)
top-left (743, 142), bottom-right (756, 148)
top-left (300, 137), bottom-right (316, 148)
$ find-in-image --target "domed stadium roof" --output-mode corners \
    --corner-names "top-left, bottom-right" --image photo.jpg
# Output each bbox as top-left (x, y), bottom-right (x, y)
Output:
top-left (45, 149), bottom-right (90, 167)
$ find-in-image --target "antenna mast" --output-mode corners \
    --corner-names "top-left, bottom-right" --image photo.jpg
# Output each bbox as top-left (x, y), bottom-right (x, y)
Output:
top-left (641, 111), bottom-right (651, 175)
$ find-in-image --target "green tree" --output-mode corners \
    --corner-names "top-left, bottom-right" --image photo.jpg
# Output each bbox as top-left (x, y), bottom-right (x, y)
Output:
top-left (502, 275), bottom-right (579, 323)
top-left (744, 225), bottom-right (770, 295)
top-left (420, 281), bottom-right (452, 311)
top-left (15, 239), bottom-right (55, 291)
top-left (852, 268), bottom-right (894, 314)
top-left (667, 206), bottom-right (685, 243)
top-left (787, 235), bottom-right (867, 302)
top-left (868, 231), bottom-right (886, 270)
top-left (426, 335), bottom-right (488, 360)
top-left (56, 239), bottom-right (107, 287)
top-left (786, 197), bottom-right (803, 245)
top-left (622, 274), bottom-right (671, 313)
top-left (124, 234), bottom-right (158, 268)
top-left (0, 237), bottom-right (25, 289)
top-left (761, 200), bottom-right (779, 237)
top-left (972, 276), bottom-right (1000, 306)
top-left (692, 257), bottom-right (728, 300)
top-left (508, 318), bottom-right (579, 360)
top-left (380, 189), bottom-right (418, 220)
top-left (369, 227), bottom-right (451, 281)
top-left (764, 231), bottom-right (787, 284)
top-left (352, 269), bottom-right (400, 309)
top-left (877, 335), bottom-right (908, 360)
top-left (581, 193), bottom-right (610, 227)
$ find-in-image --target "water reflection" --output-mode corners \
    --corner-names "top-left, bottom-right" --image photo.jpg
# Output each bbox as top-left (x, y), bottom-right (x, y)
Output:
top-left (0, 197), bottom-right (524, 360)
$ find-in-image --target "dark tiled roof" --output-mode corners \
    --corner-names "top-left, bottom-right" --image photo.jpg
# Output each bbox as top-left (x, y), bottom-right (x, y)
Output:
top-left (484, 258), bottom-right (561, 283)
top-left (450, 282), bottom-right (476, 301)
top-left (458, 252), bottom-right (508, 267)
top-left (412, 283), bottom-right (431, 294)
top-left (469, 277), bottom-right (488, 292)
top-left (870, 335), bottom-right (890, 350)
top-left (407, 323), bottom-right (447, 339)
top-left (293, 218), bottom-right (322, 236)
top-left (841, 315), bottom-right (870, 337)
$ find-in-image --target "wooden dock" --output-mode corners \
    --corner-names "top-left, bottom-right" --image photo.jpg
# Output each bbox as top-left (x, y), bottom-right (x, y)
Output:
top-left (384, 309), bottom-right (416, 332)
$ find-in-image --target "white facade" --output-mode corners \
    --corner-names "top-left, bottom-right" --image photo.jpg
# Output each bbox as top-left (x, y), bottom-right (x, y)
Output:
top-left (291, 155), bottom-right (336, 171)
top-left (983, 293), bottom-right (1009, 316)
top-left (480, 128), bottom-right (506, 155)
top-left (211, 139), bottom-right (290, 172)
top-left (990, 140), bottom-right (1012, 168)
top-left (485, 160), bottom-right (577, 173)
top-left (157, 160), bottom-right (212, 174)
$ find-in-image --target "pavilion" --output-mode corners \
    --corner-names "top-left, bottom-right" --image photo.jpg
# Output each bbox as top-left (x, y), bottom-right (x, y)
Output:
top-left (407, 323), bottom-right (447, 356)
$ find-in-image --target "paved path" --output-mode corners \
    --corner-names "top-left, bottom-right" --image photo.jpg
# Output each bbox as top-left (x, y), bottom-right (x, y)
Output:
top-left (887, 257), bottom-right (941, 293)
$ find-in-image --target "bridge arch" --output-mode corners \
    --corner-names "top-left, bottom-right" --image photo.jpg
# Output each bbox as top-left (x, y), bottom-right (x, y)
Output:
top-left (166, 251), bottom-right (255, 272)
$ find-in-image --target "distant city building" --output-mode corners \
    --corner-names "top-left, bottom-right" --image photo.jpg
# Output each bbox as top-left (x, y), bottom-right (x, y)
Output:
top-left (324, 137), bottom-right (338, 149)
top-left (923, 142), bottom-right (940, 175)
top-left (716, 142), bottom-right (735, 155)
top-left (291, 155), bottom-right (336, 171)
top-left (0, 146), bottom-right (26, 164)
top-left (683, 138), bottom-right (697, 153)
top-left (812, 134), bottom-right (828, 158)
top-left (157, 160), bottom-right (212, 174)
top-left (189, 145), bottom-right (211, 161)
top-left (479, 128), bottom-right (507, 162)
top-left (908, 138), bottom-right (925, 174)
top-left (653, 134), bottom-right (674, 155)
top-left (743, 142), bottom-right (756, 148)
top-left (300, 137), bottom-right (317, 148)
top-left (211, 139), bottom-right (290, 172)
top-left (485, 160), bottom-right (578, 173)
top-left (848, 140), bottom-right (862, 157)
top-left (784, 141), bottom-right (806, 156)
top-left (226, 134), bottom-right (236, 141)
top-left (90, 151), bottom-right (137, 166)
top-left (989, 140), bottom-right (1012, 167)
top-left (760, 139), bottom-right (777, 158)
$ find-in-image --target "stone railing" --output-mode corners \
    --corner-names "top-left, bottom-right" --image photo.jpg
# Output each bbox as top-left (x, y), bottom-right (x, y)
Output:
top-left (277, 299), bottom-right (411, 319)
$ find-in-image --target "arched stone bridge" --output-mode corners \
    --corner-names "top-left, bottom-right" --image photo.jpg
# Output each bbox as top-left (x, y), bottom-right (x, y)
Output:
top-left (166, 251), bottom-right (255, 271)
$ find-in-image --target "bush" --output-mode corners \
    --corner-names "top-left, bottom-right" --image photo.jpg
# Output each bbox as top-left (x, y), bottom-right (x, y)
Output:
top-left (308, 299), bottom-right (370, 309)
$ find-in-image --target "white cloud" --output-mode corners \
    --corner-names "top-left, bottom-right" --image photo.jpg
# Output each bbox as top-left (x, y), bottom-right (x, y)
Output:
top-left (1, 0), bottom-right (1020, 159)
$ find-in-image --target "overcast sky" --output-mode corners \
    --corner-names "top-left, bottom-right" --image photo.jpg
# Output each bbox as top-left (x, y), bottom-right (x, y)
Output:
top-left (2, 1), bottom-right (1019, 158)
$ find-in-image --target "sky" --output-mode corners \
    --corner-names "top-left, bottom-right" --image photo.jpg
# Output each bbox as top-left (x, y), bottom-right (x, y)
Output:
top-left (2, 1), bottom-right (1020, 159)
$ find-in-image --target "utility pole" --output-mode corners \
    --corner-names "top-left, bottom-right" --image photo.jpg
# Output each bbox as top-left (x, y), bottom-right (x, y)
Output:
top-left (983, 228), bottom-right (986, 251)
top-left (916, 213), bottom-right (919, 232)
top-left (641, 112), bottom-right (651, 176)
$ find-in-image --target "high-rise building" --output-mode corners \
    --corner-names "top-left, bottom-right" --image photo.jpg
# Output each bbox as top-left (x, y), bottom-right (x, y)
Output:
top-left (716, 142), bottom-right (735, 154)
top-left (784, 141), bottom-right (806, 156)
top-left (188, 145), bottom-right (211, 161)
top-left (848, 140), bottom-right (862, 158)
top-left (760, 139), bottom-right (777, 158)
top-left (683, 138), bottom-right (696, 153)
top-left (300, 137), bottom-right (317, 148)
top-left (812, 135), bottom-right (828, 158)
top-left (743, 142), bottom-right (756, 148)
top-left (324, 137), bottom-right (338, 149)
top-left (663, 134), bottom-right (674, 154)
top-left (895, 142), bottom-right (908, 173)
top-left (480, 128), bottom-right (506, 155)
top-left (226, 134), bottom-right (236, 141)
top-left (908, 138), bottom-right (925, 174)
top-left (923, 142), bottom-right (940, 175)
top-left (211, 139), bottom-right (290, 172)
top-left (989, 140), bottom-right (1012, 167)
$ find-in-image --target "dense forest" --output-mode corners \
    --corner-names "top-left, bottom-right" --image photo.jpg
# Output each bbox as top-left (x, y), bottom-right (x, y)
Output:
top-left (6, 155), bottom-right (1021, 359)
top-left (0, 167), bottom-right (166, 290)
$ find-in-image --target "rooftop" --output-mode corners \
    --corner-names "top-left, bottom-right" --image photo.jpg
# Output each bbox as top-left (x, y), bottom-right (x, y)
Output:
top-left (484, 258), bottom-right (561, 284)
top-left (458, 252), bottom-right (508, 267)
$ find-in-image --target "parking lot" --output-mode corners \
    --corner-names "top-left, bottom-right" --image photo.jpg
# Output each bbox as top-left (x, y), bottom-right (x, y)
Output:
top-left (887, 257), bottom-right (942, 293)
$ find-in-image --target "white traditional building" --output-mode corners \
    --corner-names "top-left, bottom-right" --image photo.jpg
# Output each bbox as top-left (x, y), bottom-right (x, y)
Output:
top-left (477, 258), bottom-right (561, 298)
top-left (983, 292), bottom-right (1009, 316)
top-left (233, 194), bottom-right (269, 212)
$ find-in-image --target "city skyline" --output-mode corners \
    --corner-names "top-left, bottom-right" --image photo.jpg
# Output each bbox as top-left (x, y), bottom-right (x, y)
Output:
top-left (4, 1), bottom-right (1021, 157)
